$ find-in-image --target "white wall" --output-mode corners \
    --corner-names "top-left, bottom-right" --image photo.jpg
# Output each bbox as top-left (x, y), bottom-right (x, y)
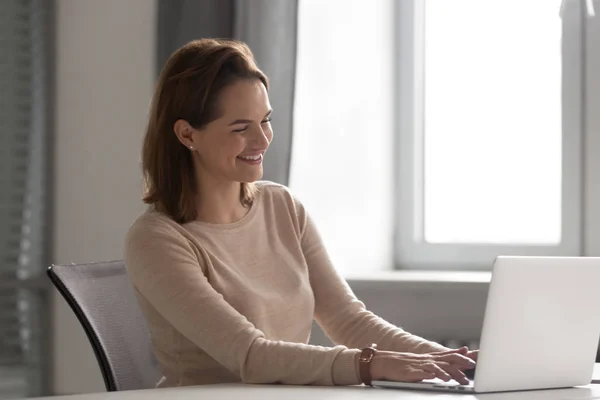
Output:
top-left (52, 0), bottom-right (156, 394)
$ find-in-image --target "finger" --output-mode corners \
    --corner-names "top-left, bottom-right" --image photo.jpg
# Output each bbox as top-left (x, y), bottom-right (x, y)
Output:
top-left (402, 368), bottom-right (436, 383)
top-left (435, 353), bottom-right (476, 369)
top-left (466, 350), bottom-right (478, 362)
top-left (435, 362), bottom-right (470, 385)
top-left (421, 362), bottom-right (452, 382)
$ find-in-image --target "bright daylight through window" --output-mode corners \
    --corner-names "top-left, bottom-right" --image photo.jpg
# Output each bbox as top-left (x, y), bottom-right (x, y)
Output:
top-left (423, 0), bottom-right (562, 245)
top-left (293, 0), bottom-right (582, 272)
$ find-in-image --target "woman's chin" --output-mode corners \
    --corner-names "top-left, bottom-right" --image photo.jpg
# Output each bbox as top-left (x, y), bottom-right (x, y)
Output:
top-left (236, 170), bottom-right (263, 183)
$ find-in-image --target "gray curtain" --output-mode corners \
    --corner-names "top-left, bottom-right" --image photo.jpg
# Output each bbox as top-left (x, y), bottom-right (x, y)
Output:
top-left (157, 0), bottom-right (298, 186)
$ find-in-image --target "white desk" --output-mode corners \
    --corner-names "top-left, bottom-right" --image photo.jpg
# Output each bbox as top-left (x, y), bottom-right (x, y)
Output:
top-left (32, 364), bottom-right (600, 400)
top-left (31, 384), bottom-right (600, 400)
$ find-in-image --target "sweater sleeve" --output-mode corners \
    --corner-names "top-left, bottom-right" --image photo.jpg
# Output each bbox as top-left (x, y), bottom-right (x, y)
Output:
top-left (295, 200), bottom-right (447, 354)
top-left (124, 215), bottom-right (361, 386)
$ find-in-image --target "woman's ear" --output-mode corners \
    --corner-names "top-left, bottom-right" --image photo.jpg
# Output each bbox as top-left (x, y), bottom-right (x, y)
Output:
top-left (173, 119), bottom-right (196, 149)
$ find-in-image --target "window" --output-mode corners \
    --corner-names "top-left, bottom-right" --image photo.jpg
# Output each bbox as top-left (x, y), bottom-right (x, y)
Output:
top-left (291, 0), bottom-right (590, 273)
top-left (395, 0), bottom-right (584, 269)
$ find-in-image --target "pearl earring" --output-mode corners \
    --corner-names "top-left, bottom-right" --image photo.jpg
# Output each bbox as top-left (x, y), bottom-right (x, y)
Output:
top-left (189, 146), bottom-right (194, 150)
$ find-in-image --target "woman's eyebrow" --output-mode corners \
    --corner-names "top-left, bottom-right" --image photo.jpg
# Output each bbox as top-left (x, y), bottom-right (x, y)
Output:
top-left (228, 110), bottom-right (273, 126)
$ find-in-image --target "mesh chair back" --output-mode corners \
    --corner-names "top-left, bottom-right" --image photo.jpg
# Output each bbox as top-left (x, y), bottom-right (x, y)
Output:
top-left (47, 260), bottom-right (161, 391)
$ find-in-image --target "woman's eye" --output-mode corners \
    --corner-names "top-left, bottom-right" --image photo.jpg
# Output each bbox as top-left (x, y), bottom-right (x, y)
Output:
top-left (233, 118), bottom-right (270, 132)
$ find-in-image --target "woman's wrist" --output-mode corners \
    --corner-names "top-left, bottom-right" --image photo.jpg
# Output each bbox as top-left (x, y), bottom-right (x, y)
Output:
top-left (357, 344), bottom-right (378, 385)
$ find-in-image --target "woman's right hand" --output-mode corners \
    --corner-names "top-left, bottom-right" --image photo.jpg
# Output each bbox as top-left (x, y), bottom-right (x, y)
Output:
top-left (370, 348), bottom-right (476, 385)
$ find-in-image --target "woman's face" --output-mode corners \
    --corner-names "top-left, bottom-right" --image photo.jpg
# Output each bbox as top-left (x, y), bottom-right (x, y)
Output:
top-left (185, 79), bottom-right (273, 184)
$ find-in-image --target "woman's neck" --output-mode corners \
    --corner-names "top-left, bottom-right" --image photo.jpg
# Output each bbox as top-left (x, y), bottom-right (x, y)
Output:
top-left (194, 175), bottom-right (248, 224)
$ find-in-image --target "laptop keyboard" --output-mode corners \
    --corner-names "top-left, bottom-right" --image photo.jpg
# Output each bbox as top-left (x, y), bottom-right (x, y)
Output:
top-left (422, 378), bottom-right (475, 390)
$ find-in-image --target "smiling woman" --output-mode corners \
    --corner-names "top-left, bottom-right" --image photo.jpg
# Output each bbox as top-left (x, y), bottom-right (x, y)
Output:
top-left (124, 38), bottom-right (477, 390)
top-left (142, 39), bottom-right (271, 224)
top-left (172, 79), bottom-right (273, 204)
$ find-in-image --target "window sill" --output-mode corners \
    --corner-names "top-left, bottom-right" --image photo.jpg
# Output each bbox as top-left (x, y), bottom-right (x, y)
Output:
top-left (345, 270), bottom-right (491, 291)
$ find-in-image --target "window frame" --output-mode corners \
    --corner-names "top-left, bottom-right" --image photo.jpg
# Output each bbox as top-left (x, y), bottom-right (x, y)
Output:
top-left (394, 0), bottom-right (584, 270)
top-left (584, 0), bottom-right (600, 257)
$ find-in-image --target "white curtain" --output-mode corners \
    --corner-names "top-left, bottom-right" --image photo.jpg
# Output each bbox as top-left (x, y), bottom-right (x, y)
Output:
top-left (290, 0), bottom-right (394, 277)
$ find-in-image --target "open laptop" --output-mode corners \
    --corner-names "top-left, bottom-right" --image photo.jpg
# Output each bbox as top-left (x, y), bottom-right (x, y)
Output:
top-left (373, 256), bottom-right (600, 393)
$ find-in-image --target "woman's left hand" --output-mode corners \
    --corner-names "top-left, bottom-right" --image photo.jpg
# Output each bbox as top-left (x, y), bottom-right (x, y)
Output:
top-left (429, 346), bottom-right (478, 380)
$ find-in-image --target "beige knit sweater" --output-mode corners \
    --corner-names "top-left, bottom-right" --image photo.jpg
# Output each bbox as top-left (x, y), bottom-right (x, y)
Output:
top-left (124, 181), bottom-right (444, 388)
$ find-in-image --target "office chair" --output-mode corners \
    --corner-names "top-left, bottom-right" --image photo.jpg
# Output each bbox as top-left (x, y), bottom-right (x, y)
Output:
top-left (47, 260), bottom-right (161, 391)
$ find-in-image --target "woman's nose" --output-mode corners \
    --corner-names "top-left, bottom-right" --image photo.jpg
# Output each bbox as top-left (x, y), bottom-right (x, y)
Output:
top-left (251, 125), bottom-right (270, 148)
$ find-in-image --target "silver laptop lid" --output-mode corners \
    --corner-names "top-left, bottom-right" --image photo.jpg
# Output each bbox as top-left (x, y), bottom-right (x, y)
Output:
top-left (474, 256), bottom-right (600, 392)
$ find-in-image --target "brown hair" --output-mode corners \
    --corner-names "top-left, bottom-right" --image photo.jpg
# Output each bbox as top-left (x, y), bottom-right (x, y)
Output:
top-left (142, 39), bottom-right (269, 223)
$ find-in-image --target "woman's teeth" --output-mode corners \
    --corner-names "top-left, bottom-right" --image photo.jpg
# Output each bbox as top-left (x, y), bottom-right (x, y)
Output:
top-left (238, 154), bottom-right (261, 161)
